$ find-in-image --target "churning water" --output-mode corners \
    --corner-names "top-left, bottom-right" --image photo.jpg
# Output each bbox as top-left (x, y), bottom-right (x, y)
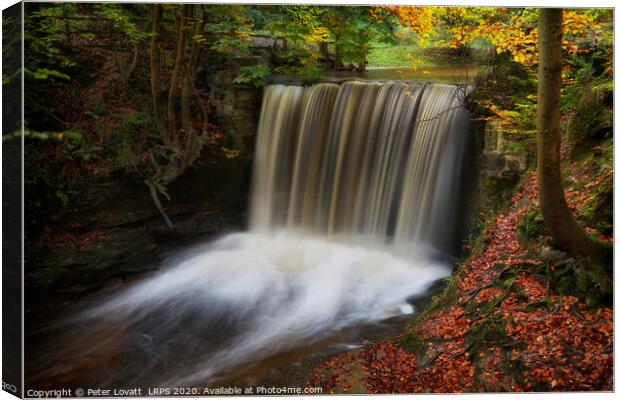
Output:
top-left (32, 81), bottom-right (470, 388)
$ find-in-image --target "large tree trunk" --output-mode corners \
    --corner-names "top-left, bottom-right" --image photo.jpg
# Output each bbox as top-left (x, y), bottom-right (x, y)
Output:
top-left (537, 8), bottom-right (611, 296)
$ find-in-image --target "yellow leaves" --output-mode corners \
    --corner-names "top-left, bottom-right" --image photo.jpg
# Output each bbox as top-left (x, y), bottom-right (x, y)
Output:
top-left (476, 9), bottom-right (599, 67)
top-left (380, 7), bottom-right (600, 69)
top-left (476, 17), bottom-right (539, 66)
top-left (563, 10), bottom-right (601, 33)
top-left (222, 147), bottom-right (240, 159)
top-left (404, 53), bottom-right (424, 70)
top-left (304, 26), bottom-right (330, 44)
top-left (380, 6), bottom-right (435, 37)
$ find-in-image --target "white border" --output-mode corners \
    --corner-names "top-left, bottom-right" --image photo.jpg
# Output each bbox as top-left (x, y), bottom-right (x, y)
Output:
top-left (0, 2), bottom-right (616, 400)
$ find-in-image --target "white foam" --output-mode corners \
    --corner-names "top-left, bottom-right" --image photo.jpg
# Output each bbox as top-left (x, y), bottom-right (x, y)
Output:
top-left (86, 231), bottom-right (449, 385)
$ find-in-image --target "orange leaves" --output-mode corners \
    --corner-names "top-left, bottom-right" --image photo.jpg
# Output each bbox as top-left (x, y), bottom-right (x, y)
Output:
top-left (476, 17), bottom-right (539, 66)
top-left (376, 7), bottom-right (601, 66)
top-left (379, 6), bottom-right (435, 38)
top-left (418, 306), bottom-right (469, 341)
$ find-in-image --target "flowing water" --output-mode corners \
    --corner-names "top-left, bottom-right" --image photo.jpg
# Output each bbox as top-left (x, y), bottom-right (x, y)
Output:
top-left (28, 80), bottom-right (471, 389)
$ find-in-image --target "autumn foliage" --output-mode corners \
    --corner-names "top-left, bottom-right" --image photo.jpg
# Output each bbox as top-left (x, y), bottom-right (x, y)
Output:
top-left (378, 7), bottom-right (602, 67)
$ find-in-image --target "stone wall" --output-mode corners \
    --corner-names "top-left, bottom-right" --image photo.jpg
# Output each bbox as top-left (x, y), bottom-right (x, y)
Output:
top-left (206, 37), bottom-right (275, 153)
top-left (482, 120), bottom-right (528, 179)
top-left (208, 67), bottom-right (262, 153)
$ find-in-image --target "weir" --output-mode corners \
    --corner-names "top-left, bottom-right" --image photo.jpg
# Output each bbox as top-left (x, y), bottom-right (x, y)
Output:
top-left (32, 80), bottom-right (473, 389)
top-left (251, 81), bottom-right (470, 257)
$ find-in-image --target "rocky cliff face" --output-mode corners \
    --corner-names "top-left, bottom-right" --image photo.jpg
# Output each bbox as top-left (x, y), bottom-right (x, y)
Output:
top-left (25, 39), bottom-right (274, 295)
top-left (26, 149), bottom-right (251, 295)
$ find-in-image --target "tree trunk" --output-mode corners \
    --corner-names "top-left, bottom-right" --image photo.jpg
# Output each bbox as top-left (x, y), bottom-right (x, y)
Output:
top-left (537, 8), bottom-right (611, 295)
top-left (181, 5), bottom-right (206, 165)
top-left (150, 4), bottom-right (163, 140)
top-left (167, 4), bottom-right (189, 147)
top-left (358, 52), bottom-right (366, 72)
top-left (181, 6), bottom-right (197, 141)
top-left (126, 41), bottom-right (139, 81)
top-left (319, 42), bottom-right (328, 60)
top-left (334, 39), bottom-right (343, 69)
top-left (358, 34), bottom-right (368, 72)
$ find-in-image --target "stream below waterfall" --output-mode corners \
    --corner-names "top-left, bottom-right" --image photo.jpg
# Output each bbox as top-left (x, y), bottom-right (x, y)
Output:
top-left (25, 232), bottom-right (449, 390)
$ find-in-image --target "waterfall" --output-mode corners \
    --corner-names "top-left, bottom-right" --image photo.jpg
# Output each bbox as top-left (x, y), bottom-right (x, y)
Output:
top-left (41, 80), bottom-right (471, 388)
top-left (251, 81), bottom-right (470, 256)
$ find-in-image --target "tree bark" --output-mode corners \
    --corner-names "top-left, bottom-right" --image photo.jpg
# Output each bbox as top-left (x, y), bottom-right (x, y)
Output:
top-left (181, 5), bottom-right (206, 165)
top-left (319, 41), bottom-right (328, 59)
top-left (168, 4), bottom-right (189, 147)
top-left (150, 4), bottom-right (164, 141)
top-left (334, 40), bottom-right (343, 69)
top-left (537, 8), bottom-right (611, 295)
top-left (126, 41), bottom-right (139, 81)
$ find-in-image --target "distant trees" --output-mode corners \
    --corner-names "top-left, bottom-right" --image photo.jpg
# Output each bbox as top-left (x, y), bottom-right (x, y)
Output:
top-left (322, 7), bottom-right (397, 71)
top-left (381, 6), bottom-right (602, 67)
top-left (251, 6), bottom-right (398, 73)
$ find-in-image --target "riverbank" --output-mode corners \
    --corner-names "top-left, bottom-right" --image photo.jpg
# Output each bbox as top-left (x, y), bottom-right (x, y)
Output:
top-left (308, 141), bottom-right (613, 393)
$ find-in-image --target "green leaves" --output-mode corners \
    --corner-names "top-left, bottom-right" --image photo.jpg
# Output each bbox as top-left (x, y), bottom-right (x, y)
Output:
top-left (55, 189), bottom-right (69, 206)
top-left (212, 37), bottom-right (250, 54)
top-left (233, 64), bottom-right (271, 87)
top-left (94, 3), bottom-right (149, 42)
top-left (28, 68), bottom-right (70, 80)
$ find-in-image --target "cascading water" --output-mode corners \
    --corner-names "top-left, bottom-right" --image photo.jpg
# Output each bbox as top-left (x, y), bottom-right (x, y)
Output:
top-left (251, 81), bottom-right (469, 256)
top-left (32, 80), bottom-right (471, 389)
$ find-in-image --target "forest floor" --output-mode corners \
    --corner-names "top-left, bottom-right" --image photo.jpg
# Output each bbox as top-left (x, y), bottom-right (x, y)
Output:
top-left (308, 142), bottom-right (613, 393)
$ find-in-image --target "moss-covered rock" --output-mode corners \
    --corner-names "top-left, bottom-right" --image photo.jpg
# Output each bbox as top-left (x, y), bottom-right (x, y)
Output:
top-left (516, 209), bottom-right (546, 249)
top-left (568, 84), bottom-right (613, 148)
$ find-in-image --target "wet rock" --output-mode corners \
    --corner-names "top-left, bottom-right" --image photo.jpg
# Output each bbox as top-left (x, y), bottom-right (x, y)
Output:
top-left (556, 257), bottom-right (576, 268)
top-left (541, 246), bottom-right (571, 263)
top-left (27, 227), bottom-right (159, 293)
top-left (406, 278), bottom-right (446, 308)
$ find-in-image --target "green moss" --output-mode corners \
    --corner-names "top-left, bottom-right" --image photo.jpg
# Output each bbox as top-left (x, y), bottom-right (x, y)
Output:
top-left (424, 273), bottom-right (460, 316)
top-left (580, 178), bottom-right (613, 236)
top-left (529, 380), bottom-right (551, 391)
top-left (543, 254), bottom-right (610, 308)
top-left (396, 332), bottom-right (427, 360)
top-left (466, 313), bottom-right (511, 390)
top-left (516, 209), bottom-right (546, 249)
top-left (568, 84), bottom-right (613, 149)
